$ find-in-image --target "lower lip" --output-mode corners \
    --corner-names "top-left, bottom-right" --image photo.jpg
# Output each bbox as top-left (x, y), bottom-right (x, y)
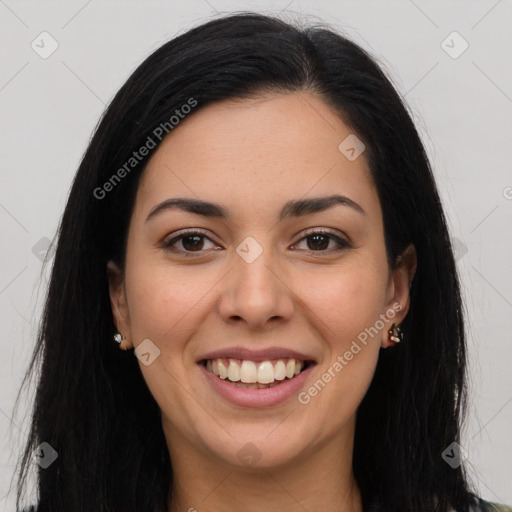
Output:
top-left (199, 363), bottom-right (315, 408)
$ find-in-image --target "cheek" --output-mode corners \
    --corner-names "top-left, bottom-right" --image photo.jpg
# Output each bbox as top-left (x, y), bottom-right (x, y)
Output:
top-left (124, 258), bottom-right (206, 347)
top-left (300, 254), bottom-right (388, 417)
top-left (297, 257), bottom-right (388, 347)
top-left (123, 262), bottom-right (207, 420)
top-left (298, 268), bottom-right (385, 429)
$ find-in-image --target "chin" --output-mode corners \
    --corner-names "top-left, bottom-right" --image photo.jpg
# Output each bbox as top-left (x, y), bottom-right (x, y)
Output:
top-left (201, 426), bottom-right (310, 470)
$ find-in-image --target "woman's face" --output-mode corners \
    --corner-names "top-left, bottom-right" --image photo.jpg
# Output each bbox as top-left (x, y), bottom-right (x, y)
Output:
top-left (109, 91), bottom-right (415, 471)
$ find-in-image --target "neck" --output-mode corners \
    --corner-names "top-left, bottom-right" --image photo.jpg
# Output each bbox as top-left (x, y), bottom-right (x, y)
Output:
top-left (165, 421), bottom-right (363, 512)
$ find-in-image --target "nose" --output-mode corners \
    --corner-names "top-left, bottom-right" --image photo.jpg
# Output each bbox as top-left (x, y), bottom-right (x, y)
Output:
top-left (217, 242), bottom-right (295, 330)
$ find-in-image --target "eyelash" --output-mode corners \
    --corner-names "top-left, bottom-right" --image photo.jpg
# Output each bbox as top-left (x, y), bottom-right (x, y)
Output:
top-left (162, 228), bottom-right (351, 257)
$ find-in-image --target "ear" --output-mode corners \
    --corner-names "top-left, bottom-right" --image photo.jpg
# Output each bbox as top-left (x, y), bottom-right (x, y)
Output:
top-left (381, 243), bottom-right (417, 348)
top-left (107, 260), bottom-right (132, 350)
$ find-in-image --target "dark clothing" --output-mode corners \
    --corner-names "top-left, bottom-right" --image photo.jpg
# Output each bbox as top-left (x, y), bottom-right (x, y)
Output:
top-left (366, 497), bottom-right (512, 512)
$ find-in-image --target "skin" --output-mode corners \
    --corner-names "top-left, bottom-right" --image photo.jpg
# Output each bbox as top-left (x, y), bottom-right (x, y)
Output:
top-left (108, 91), bottom-right (417, 512)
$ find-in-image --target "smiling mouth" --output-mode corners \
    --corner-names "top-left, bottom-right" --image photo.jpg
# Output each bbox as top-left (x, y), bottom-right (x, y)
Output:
top-left (201, 358), bottom-right (314, 389)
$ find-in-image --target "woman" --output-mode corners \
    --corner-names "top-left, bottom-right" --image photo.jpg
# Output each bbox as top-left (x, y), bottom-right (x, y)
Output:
top-left (13, 11), bottom-right (511, 512)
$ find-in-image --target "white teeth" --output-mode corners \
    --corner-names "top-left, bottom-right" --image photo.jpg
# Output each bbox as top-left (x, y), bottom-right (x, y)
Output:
top-left (227, 359), bottom-right (241, 381)
top-left (257, 361), bottom-right (274, 384)
top-left (285, 359), bottom-right (295, 379)
top-left (205, 357), bottom-right (307, 384)
top-left (240, 360), bottom-right (258, 383)
top-left (274, 360), bottom-right (286, 380)
top-left (218, 360), bottom-right (228, 379)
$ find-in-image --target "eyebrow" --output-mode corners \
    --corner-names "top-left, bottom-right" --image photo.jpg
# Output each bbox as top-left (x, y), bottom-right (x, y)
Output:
top-left (145, 194), bottom-right (366, 223)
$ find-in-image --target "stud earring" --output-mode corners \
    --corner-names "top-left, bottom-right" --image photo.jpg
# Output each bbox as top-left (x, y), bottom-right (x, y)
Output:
top-left (113, 332), bottom-right (129, 350)
top-left (388, 323), bottom-right (403, 343)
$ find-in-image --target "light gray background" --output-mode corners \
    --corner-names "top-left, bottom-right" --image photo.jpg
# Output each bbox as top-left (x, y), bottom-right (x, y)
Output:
top-left (1, 0), bottom-right (511, 509)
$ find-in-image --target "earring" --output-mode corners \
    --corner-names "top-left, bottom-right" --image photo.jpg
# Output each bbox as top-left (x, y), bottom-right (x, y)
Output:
top-left (388, 323), bottom-right (403, 343)
top-left (114, 332), bottom-right (129, 351)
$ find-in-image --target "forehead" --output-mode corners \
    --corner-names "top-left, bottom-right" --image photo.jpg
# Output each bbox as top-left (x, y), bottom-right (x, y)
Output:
top-left (135, 91), bottom-right (379, 224)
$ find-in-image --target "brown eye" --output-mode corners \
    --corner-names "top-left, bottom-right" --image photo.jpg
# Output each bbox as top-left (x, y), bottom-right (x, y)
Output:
top-left (293, 230), bottom-right (351, 253)
top-left (306, 233), bottom-right (330, 250)
top-left (180, 234), bottom-right (205, 251)
top-left (163, 230), bottom-right (218, 256)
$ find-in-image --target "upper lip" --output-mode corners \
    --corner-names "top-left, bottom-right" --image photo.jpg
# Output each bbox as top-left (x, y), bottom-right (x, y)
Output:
top-left (197, 346), bottom-right (317, 364)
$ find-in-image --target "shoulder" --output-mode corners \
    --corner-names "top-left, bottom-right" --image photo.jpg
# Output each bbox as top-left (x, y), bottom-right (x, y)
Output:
top-left (474, 499), bottom-right (512, 512)
top-left (486, 504), bottom-right (512, 512)
top-left (366, 497), bottom-right (512, 512)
